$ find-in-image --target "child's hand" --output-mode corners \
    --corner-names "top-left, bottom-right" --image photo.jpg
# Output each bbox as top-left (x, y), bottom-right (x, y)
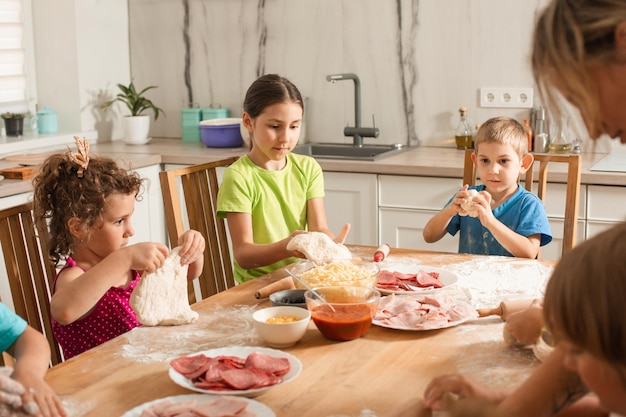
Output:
top-left (126, 242), bottom-right (169, 273)
top-left (333, 223), bottom-right (351, 244)
top-left (177, 230), bottom-right (206, 265)
top-left (471, 191), bottom-right (496, 225)
top-left (449, 185), bottom-right (471, 215)
top-left (0, 369), bottom-right (24, 410)
top-left (424, 374), bottom-right (504, 410)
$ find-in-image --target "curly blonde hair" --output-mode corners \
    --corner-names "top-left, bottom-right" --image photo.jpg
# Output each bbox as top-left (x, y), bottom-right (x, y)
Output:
top-left (32, 152), bottom-right (143, 264)
top-left (532, 0), bottom-right (626, 139)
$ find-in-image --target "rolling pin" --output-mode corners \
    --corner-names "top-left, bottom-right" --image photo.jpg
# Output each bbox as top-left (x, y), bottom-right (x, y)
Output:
top-left (254, 277), bottom-right (295, 299)
top-left (373, 243), bottom-right (390, 262)
top-left (477, 299), bottom-right (536, 321)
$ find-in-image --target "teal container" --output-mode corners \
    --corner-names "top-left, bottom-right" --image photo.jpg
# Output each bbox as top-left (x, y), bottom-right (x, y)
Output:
top-left (181, 108), bottom-right (202, 142)
top-left (201, 107), bottom-right (229, 121)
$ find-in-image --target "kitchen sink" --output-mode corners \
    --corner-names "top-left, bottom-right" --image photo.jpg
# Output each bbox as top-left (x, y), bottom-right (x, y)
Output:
top-left (292, 143), bottom-right (409, 161)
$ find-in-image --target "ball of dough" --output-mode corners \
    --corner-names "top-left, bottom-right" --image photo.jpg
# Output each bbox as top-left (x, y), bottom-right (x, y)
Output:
top-left (459, 189), bottom-right (480, 217)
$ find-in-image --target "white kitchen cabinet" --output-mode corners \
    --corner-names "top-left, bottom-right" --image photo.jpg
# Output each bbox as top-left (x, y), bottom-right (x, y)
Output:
top-left (527, 182), bottom-right (587, 261)
top-left (323, 172), bottom-right (378, 246)
top-left (129, 164), bottom-right (167, 246)
top-left (586, 184), bottom-right (626, 239)
top-left (378, 175), bottom-right (460, 252)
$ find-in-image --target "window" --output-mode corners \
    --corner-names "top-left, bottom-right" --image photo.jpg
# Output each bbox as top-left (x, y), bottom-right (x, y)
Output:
top-left (0, 0), bottom-right (35, 115)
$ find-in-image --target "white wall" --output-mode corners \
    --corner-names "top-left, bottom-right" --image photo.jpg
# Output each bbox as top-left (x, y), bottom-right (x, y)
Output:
top-left (31, 0), bottom-right (130, 142)
top-left (126, 0), bottom-right (561, 147)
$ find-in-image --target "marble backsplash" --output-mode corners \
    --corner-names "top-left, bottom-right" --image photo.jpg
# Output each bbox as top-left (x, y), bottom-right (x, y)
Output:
top-left (129, 0), bottom-right (551, 148)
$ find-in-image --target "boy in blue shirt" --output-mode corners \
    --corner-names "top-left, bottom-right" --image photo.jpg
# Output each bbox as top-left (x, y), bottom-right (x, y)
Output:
top-left (0, 302), bottom-right (66, 416)
top-left (423, 117), bottom-right (551, 258)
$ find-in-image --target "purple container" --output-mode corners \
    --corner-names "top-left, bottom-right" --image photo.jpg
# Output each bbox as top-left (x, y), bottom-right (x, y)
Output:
top-left (199, 118), bottom-right (244, 148)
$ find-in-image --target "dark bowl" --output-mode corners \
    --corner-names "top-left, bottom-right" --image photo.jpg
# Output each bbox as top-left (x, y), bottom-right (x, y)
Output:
top-left (270, 289), bottom-right (307, 309)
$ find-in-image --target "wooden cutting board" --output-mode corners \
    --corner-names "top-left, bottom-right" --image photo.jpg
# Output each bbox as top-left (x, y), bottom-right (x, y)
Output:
top-left (0, 166), bottom-right (40, 179)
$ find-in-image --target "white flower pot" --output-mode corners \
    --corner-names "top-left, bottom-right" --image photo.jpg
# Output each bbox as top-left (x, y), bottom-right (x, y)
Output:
top-left (123, 115), bottom-right (151, 145)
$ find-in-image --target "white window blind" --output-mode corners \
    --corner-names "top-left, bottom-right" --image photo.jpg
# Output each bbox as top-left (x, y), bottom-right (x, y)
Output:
top-left (0, 0), bottom-right (33, 113)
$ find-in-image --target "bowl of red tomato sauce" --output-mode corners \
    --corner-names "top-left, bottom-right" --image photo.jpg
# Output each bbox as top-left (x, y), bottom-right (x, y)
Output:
top-left (305, 286), bottom-right (381, 341)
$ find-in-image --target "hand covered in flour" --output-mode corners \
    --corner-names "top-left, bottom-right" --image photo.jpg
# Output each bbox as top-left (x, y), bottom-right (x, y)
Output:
top-left (423, 373), bottom-right (507, 411)
top-left (177, 229), bottom-right (206, 266)
top-left (503, 299), bottom-right (544, 346)
top-left (0, 368), bottom-right (25, 410)
top-left (123, 242), bottom-right (169, 274)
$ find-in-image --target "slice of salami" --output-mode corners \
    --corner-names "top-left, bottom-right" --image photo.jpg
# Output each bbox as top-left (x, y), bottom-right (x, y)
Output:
top-left (170, 353), bottom-right (211, 379)
top-left (244, 352), bottom-right (291, 376)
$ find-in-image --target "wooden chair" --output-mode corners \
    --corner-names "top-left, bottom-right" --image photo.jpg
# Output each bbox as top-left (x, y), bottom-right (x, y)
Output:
top-left (0, 202), bottom-right (64, 366)
top-left (159, 157), bottom-right (239, 303)
top-left (463, 149), bottom-right (582, 256)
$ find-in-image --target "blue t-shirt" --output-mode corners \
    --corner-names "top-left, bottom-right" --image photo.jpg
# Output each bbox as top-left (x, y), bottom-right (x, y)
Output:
top-left (0, 302), bottom-right (27, 352)
top-left (446, 185), bottom-right (552, 257)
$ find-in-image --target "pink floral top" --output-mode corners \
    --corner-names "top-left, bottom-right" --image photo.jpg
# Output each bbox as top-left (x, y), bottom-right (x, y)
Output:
top-left (51, 257), bottom-right (142, 359)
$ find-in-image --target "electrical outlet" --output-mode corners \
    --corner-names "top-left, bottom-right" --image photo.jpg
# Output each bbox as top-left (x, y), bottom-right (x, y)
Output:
top-left (479, 87), bottom-right (534, 108)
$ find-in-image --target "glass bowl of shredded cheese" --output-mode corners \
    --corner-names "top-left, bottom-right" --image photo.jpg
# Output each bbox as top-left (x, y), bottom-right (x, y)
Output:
top-left (287, 259), bottom-right (380, 288)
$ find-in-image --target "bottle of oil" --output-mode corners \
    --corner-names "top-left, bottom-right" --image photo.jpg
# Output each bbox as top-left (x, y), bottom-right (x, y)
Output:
top-left (548, 116), bottom-right (572, 154)
top-left (455, 107), bottom-right (473, 149)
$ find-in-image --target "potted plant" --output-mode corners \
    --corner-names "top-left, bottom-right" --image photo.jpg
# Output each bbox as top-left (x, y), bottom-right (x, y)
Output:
top-left (1, 112), bottom-right (26, 136)
top-left (101, 81), bottom-right (165, 145)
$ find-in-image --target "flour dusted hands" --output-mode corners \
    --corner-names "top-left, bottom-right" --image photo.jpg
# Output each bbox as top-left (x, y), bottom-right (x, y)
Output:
top-left (176, 230), bottom-right (205, 266)
top-left (423, 374), bottom-right (507, 411)
top-left (0, 368), bottom-right (24, 410)
top-left (124, 242), bottom-right (170, 274)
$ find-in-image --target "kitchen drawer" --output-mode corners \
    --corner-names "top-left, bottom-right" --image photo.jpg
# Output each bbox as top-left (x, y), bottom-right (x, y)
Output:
top-left (379, 208), bottom-right (458, 253)
top-left (586, 220), bottom-right (621, 240)
top-left (587, 185), bottom-right (626, 222)
top-left (379, 175), bottom-right (461, 210)
top-left (541, 218), bottom-right (586, 261)
top-left (529, 182), bottom-right (586, 219)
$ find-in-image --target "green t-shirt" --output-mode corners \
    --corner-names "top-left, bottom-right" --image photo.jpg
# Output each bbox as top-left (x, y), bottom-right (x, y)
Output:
top-left (217, 153), bottom-right (325, 282)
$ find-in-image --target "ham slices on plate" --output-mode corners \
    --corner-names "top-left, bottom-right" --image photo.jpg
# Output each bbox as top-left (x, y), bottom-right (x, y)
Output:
top-left (168, 346), bottom-right (302, 397)
top-left (376, 266), bottom-right (459, 295)
top-left (373, 294), bottom-right (478, 331)
top-left (121, 394), bottom-right (275, 417)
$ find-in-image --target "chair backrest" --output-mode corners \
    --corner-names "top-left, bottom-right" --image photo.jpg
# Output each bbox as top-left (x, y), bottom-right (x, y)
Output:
top-left (462, 149), bottom-right (582, 256)
top-left (159, 157), bottom-right (239, 303)
top-left (0, 202), bottom-right (63, 366)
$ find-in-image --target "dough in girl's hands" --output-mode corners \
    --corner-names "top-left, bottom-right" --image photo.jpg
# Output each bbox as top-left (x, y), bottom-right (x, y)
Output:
top-left (130, 247), bottom-right (199, 326)
top-left (287, 232), bottom-right (352, 263)
top-left (459, 189), bottom-right (480, 217)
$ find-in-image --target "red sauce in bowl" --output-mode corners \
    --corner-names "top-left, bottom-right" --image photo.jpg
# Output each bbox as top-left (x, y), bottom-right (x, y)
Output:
top-left (310, 304), bottom-right (375, 341)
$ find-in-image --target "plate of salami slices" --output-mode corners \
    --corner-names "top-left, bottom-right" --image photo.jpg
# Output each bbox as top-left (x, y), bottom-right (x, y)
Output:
top-left (373, 294), bottom-right (478, 331)
top-left (168, 346), bottom-right (302, 397)
top-left (375, 266), bottom-right (459, 295)
top-left (121, 394), bottom-right (275, 417)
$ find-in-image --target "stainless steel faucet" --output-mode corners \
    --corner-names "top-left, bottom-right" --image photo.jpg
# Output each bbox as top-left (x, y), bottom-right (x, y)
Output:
top-left (326, 73), bottom-right (379, 147)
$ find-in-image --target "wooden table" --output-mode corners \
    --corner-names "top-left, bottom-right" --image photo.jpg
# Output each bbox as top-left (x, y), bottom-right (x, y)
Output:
top-left (44, 246), bottom-right (555, 417)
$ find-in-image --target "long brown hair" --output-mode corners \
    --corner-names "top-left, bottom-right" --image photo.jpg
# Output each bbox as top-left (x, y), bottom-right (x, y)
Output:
top-left (544, 222), bottom-right (626, 370)
top-left (531, 0), bottom-right (626, 139)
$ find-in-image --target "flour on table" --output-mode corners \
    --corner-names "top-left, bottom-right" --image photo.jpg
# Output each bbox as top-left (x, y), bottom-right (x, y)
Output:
top-left (130, 247), bottom-right (199, 326)
top-left (459, 189), bottom-right (480, 217)
top-left (287, 232), bottom-right (351, 263)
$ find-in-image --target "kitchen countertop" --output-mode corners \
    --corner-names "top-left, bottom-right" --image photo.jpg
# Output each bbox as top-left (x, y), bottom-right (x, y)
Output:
top-left (0, 137), bottom-right (623, 198)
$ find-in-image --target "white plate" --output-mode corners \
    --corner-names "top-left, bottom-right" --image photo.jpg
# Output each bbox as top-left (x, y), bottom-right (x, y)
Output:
top-left (168, 346), bottom-right (302, 397)
top-left (372, 296), bottom-right (476, 331)
top-left (373, 313), bottom-right (474, 332)
top-left (376, 265), bottom-right (459, 295)
top-left (121, 394), bottom-right (275, 417)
